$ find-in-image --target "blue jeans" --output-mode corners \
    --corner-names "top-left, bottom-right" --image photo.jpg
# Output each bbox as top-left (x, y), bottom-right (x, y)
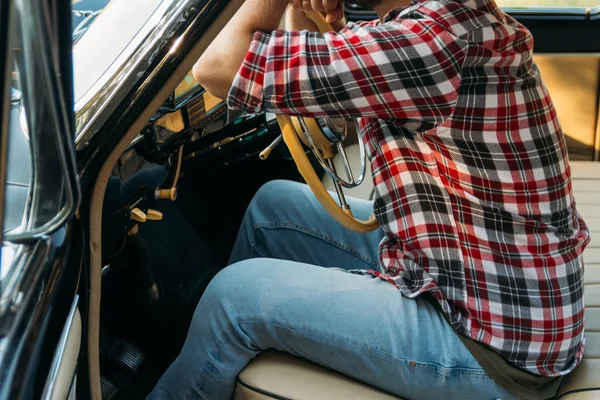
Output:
top-left (149, 180), bottom-right (518, 400)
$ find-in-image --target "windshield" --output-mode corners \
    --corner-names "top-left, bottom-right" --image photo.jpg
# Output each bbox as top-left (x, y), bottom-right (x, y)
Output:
top-left (72, 0), bottom-right (112, 44)
top-left (72, 0), bottom-right (170, 108)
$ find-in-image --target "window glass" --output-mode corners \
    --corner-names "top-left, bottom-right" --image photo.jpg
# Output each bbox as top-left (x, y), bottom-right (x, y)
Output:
top-left (495, 0), bottom-right (599, 8)
top-left (2, 0), bottom-right (74, 277)
top-left (72, 0), bottom-right (112, 44)
top-left (72, 0), bottom-right (171, 106)
top-left (2, 7), bottom-right (31, 288)
top-left (4, 37), bottom-right (32, 237)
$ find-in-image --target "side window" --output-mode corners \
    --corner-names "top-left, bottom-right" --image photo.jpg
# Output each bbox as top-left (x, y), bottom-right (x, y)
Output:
top-left (2, 9), bottom-right (31, 278)
top-left (1, 1), bottom-right (79, 293)
top-left (3, 59), bottom-right (32, 236)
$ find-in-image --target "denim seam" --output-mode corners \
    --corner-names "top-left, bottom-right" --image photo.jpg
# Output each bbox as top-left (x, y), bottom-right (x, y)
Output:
top-left (238, 319), bottom-right (489, 378)
top-left (193, 322), bottom-right (240, 399)
top-left (249, 236), bottom-right (258, 258)
top-left (252, 222), bottom-right (380, 269)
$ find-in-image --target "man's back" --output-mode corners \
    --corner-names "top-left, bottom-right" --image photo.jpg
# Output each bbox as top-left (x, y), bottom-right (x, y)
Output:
top-left (361, 0), bottom-right (590, 377)
top-left (227, 0), bottom-right (590, 377)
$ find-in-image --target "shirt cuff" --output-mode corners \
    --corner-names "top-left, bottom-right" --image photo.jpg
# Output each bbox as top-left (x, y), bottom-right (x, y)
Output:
top-left (226, 30), bottom-right (272, 114)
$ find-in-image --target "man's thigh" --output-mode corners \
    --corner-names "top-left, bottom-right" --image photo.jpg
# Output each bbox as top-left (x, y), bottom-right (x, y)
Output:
top-left (229, 180), bottom-right (385, 271)
top-left (199, 259), bottom-right (516, 400)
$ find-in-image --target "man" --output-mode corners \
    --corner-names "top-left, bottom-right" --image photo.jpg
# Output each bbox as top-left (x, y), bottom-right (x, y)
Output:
top-left (149, 0), bottom-right (590, 399)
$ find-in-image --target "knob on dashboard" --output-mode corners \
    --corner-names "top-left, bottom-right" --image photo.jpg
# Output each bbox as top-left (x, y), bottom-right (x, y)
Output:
top-left (155, 188), bottom-right (177, 201)
top-left (147, 209), bottom-right (163, 221)
top-left (128, 224), bottom-right (139, 236)
top-left (130, 208), bottom-right (147, 223)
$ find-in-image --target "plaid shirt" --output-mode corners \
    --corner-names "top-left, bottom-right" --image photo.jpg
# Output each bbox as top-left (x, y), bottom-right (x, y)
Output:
top-left (227, 0), bottom-right (590, 377)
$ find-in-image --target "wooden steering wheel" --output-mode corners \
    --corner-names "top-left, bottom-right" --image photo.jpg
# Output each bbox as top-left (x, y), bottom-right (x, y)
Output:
top-left (276, 11), bottom-right (378, 233)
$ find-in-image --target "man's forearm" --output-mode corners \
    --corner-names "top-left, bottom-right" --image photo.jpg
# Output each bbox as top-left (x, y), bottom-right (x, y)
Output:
top-left (193, 0), bottom-right (289, 99)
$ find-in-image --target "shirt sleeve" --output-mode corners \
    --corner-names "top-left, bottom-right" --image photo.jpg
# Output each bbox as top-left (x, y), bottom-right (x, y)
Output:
top-left (226, 19), bottom-right (468, 131)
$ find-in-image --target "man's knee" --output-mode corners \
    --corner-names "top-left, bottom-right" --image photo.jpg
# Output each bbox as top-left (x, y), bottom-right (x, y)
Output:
top-left (201, 259), bottom-right (273, 313)
top-left (249, 180), bottom-right (307, 214)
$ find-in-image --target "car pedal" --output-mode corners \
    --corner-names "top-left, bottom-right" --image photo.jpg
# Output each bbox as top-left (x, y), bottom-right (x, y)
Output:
top-left (100, 376), bottom-right (118, 400)
top-left (108, 340), bottom-right (145, 372)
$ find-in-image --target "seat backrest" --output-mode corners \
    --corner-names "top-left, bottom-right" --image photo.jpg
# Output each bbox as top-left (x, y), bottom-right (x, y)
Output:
top-left (534, 55), bottom-right (600, 161)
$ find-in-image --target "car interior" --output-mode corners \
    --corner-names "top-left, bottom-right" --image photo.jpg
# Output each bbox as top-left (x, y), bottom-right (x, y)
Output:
top-left (81, 2), bottom-right (600, 399)
top-left (4, 0), bottom-right (596, 399)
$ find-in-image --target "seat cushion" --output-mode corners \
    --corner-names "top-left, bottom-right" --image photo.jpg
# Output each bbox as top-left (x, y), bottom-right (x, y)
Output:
top-left (235, 351), bottom-right (401, 400)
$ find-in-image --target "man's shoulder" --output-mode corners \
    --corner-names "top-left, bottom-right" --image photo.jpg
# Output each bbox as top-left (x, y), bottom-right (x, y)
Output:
top-left (384, 0), bottom-right (515, 40)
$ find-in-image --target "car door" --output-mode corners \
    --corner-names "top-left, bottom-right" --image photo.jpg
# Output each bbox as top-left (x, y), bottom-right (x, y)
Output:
top-left (0, 0), bottom-right (83, 399)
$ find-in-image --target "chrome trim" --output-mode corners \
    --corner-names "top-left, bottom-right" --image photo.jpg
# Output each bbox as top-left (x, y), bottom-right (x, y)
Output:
top-left (326, 158), bottom-right (350, 211)
top-left (41, 295), bottom-right (79, 400)
top-left (317, 117), bottom-right (346, 144)
top-left (74, 0), bottom-right (208, 148)
top-left (297, 117), bottom-right (367, 189)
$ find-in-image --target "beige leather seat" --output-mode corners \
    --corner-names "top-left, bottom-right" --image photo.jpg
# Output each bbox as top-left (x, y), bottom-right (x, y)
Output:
top-left (236, 351), bottom-right (401, 400)
top-left (556, 162), bottom-right (600, 400)
top-left (235, 160), bottom-right (600, 400)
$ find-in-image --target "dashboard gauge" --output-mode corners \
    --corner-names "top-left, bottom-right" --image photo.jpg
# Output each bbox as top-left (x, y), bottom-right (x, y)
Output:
top-left (154, 110), bottom-right (185, 146)
top-left (156, 109), bottom-right (185, 133)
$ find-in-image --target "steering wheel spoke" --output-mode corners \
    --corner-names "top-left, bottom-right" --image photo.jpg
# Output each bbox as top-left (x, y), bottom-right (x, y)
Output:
top-left (325, 158), bottom-right (350, 211)
top-left (297, 117), bottom-right (367, 189)
top-left (274, 114), bottom-right (378, 232)
top-left (269, 11), bottom-right (379, 233)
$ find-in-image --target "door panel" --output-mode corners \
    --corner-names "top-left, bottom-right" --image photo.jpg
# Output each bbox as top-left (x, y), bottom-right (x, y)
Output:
top-left (43, 299), bottom-right (81, 400)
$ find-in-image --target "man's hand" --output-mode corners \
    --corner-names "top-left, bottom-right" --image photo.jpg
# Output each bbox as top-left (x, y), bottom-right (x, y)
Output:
top-left (290, 0), bottom-right (344, 24)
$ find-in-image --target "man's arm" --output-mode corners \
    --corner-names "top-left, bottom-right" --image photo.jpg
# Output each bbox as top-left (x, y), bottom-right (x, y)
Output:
top-left (201, 0), bottom-right (468, 130)
top-left (193, 0), bottom-right (343, 99)
top-left (226, 20), bottom-right (468, 131)
top-left (192, 0), bottom-right (289, 100)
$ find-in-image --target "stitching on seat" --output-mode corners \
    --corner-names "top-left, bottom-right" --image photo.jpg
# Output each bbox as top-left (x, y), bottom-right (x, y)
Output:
top-left (555, 387), bottom-right (600, 400)
top-left (236, 377), bottom-right (293, 400)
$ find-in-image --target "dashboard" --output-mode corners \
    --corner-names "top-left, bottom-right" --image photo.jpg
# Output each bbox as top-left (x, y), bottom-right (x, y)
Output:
top-left (102, 71), bottom-right (282, 259)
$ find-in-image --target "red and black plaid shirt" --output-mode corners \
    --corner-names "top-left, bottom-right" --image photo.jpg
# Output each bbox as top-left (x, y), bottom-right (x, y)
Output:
top-left (227, 0), bottom-right (591, 377)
